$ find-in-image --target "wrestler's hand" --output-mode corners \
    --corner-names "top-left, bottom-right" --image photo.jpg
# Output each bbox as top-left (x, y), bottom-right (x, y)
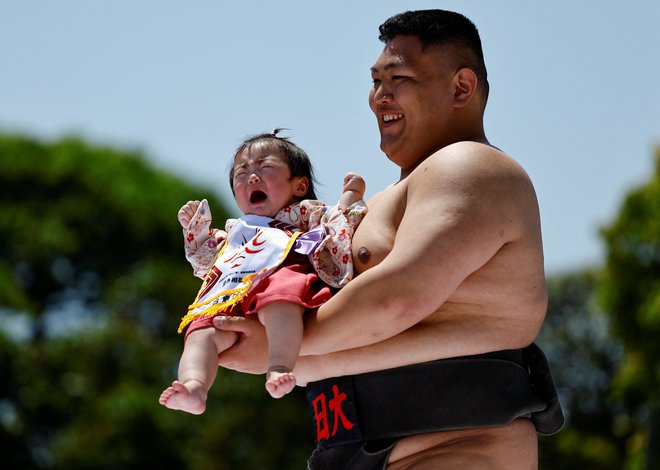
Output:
top-left (213, 316), bottom-right (269, 374)
top-left (178, 200), bottom-right (201, 229)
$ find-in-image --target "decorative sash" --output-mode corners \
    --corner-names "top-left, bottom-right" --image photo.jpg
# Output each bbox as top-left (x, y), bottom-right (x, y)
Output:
top-left (177, 215), bottom-right (301, 333)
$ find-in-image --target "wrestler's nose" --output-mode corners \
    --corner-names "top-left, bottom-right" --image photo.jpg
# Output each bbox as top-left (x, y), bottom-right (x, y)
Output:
top-left (373, 85), bottom-right (393, 103)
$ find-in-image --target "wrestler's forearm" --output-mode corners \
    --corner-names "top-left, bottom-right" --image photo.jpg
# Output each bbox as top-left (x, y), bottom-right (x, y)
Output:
top-left (296, 316), bottom-right (532, 384)
top-left (299, 239), bottom-right (483, 358)
top-left (300, 262), bottom-right (433, 355)
top-left (299, 268), bottom-right (533, 359)
top-left (295, 343), bottom-right (414, 385)
top-left (295, 334), bottom-right (453, 385)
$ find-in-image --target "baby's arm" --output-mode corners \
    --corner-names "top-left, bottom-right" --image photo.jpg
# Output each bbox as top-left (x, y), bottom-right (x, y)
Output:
top-left (338, 173), bottom-right (366, 209)
top-left (180, 199), bottom-right (225, 279)
top-left (303, 173), bottom-right (366, 288)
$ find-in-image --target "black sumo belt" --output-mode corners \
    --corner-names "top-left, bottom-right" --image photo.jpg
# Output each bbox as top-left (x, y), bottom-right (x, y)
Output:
top-left (305, 343), bottom-right (564, 448)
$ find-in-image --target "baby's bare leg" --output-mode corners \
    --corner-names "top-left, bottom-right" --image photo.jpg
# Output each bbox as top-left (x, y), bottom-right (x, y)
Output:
top-left (159, 327), bottom-right (238, 414)
top-left (258, 302), bottom-right (304, 399)
top-left (338, 172), bottom-right (366, 209)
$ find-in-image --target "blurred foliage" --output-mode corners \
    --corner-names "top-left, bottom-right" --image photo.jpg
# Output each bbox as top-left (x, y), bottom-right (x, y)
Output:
top-left (599, 147), bottom-right (660, 469)
top-left (537, 270), bottom-right (629, 469)
top-left (0, 131), bottom-right (313, 469)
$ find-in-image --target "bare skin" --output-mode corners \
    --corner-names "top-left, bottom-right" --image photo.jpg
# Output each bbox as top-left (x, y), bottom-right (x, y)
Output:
top-left (265, 368), bottom-right (297, 399)
top-left (159, 327), bottom-right (238, 414)
top-left (387, 419), bottom-right (538, 470)
top-left (215, 35), bottom-right (547, 468)
top-left (260, 301), bottom-right (304, 399)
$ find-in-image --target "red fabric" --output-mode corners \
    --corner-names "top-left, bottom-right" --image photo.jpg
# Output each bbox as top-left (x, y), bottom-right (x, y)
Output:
top-left (184, 253), bottom-right (332, 341)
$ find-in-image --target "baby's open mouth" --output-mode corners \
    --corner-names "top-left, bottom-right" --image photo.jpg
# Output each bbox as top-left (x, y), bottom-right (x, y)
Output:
top-left (250, 190), bottom-right (267, 204)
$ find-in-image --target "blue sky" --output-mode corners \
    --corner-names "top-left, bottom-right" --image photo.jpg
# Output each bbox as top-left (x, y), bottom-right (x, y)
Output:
top-left (2, 0), bottom-right (659, 274)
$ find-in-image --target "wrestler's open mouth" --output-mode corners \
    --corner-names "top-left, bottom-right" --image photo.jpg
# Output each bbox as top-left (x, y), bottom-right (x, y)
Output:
top-left (250, 190), bottom-right (267, 204)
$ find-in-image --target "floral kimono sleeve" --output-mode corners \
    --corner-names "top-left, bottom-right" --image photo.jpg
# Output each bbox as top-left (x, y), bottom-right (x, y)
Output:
top-left (182, 199), bottom-right (228, 279)
top-left (295, 199), bottom-right (368, 288)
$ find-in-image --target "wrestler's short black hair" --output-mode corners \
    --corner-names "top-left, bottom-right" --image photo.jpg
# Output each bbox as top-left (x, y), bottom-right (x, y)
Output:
top-left (229, 128), bottom-right (318, 200)
top-left (379, 9), bottom-right (489, 104)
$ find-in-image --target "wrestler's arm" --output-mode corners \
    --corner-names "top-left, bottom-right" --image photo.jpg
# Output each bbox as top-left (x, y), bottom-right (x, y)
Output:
top-left (294, 316), bottom-right (511, 384)
top-left (300, 143), bottom-right (539, 356)
top-left (214, 313), bottom-right (457, 378)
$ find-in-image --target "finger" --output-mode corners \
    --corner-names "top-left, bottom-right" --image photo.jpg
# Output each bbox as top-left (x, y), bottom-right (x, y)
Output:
top-left (178, 201), bottom-right (201, 226)
top-left (218, 343), bottom-right (267, 374)
top-left (178, 211), bottom-right (192, 227)
top-left (213, 315), bottom-right (250, 332)
top-left (217, 353), bottom-right (240, 370)
top-left (178, 210), bottom-right (192, 220)
top-left (182, 201), bottom-right (199, 213)
top-left (178, 205), bottom-right (193, 219)
top-left (186, 201), bottom-right (200, 215)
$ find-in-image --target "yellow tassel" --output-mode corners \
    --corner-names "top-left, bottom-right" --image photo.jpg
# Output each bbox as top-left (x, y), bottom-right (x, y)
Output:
top-left (177, 274), bottom-right (257, 334)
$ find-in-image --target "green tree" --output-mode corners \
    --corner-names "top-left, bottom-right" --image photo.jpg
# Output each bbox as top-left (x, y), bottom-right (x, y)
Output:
top-left (0, 131), bottom-right (313, 469)
top-left (599, 147), bottom-right (660, 470)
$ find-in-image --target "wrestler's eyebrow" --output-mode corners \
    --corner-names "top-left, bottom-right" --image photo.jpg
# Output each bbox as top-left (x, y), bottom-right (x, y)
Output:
top-left (370, 57), bottom-right (405, 73)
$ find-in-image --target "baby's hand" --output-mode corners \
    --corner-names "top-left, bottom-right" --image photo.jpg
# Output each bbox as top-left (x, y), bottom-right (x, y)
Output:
top-left (339, 173), bottom-right (366, 208)
top-left (178, 200), bottom-right (201, 228)
top-left (343, 173), bottom-right (366, 198)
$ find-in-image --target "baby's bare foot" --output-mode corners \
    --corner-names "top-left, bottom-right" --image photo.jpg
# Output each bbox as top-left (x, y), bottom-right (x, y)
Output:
top-left (159, 380), bottom-right (207, 415)
top-left (265, 368), bottom-right (296, 399)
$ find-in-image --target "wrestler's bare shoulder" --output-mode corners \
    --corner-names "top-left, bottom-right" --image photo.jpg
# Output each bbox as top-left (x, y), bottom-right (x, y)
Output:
top-left (411, 141), bottom-right (530, 185)
top-left (387, 419), bottom-right (538, 470)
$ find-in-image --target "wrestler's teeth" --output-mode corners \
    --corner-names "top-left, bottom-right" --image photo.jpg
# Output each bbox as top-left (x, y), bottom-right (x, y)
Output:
top-left (383, 113), bottom-right (403, 122)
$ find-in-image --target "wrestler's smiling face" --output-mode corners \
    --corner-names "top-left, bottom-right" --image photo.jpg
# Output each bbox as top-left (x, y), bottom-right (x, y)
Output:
top-left (369, 35), bottom-right (457, 173)
top-left (232, 143), bottom-right (309, 217)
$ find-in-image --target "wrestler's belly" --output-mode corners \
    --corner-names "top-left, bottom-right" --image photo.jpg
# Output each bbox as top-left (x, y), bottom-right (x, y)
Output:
top-left (421, 296), bottom-right (544, 353)
top-left (387, 419), bottom-right (538, 469)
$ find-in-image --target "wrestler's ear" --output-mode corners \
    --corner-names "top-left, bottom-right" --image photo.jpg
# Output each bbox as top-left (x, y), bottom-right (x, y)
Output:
top-left (452, 68), bottom-right (478, 109)
top-left (293, 176), bottom-right (309, 197)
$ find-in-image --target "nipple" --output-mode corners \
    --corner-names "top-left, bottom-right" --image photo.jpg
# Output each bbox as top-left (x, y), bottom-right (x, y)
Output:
top-left (357, 246), bottom-right (371, 264)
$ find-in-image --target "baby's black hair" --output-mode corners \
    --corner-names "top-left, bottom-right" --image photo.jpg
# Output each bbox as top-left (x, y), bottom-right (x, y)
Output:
top-left (229, 129), bottom-right (317, 200)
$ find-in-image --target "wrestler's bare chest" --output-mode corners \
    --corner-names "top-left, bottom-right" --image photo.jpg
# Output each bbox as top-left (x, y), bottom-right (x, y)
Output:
top-left (351, 176), bottom-right (547, 325)
top-left (351, 183), bottom-right (405, 274)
